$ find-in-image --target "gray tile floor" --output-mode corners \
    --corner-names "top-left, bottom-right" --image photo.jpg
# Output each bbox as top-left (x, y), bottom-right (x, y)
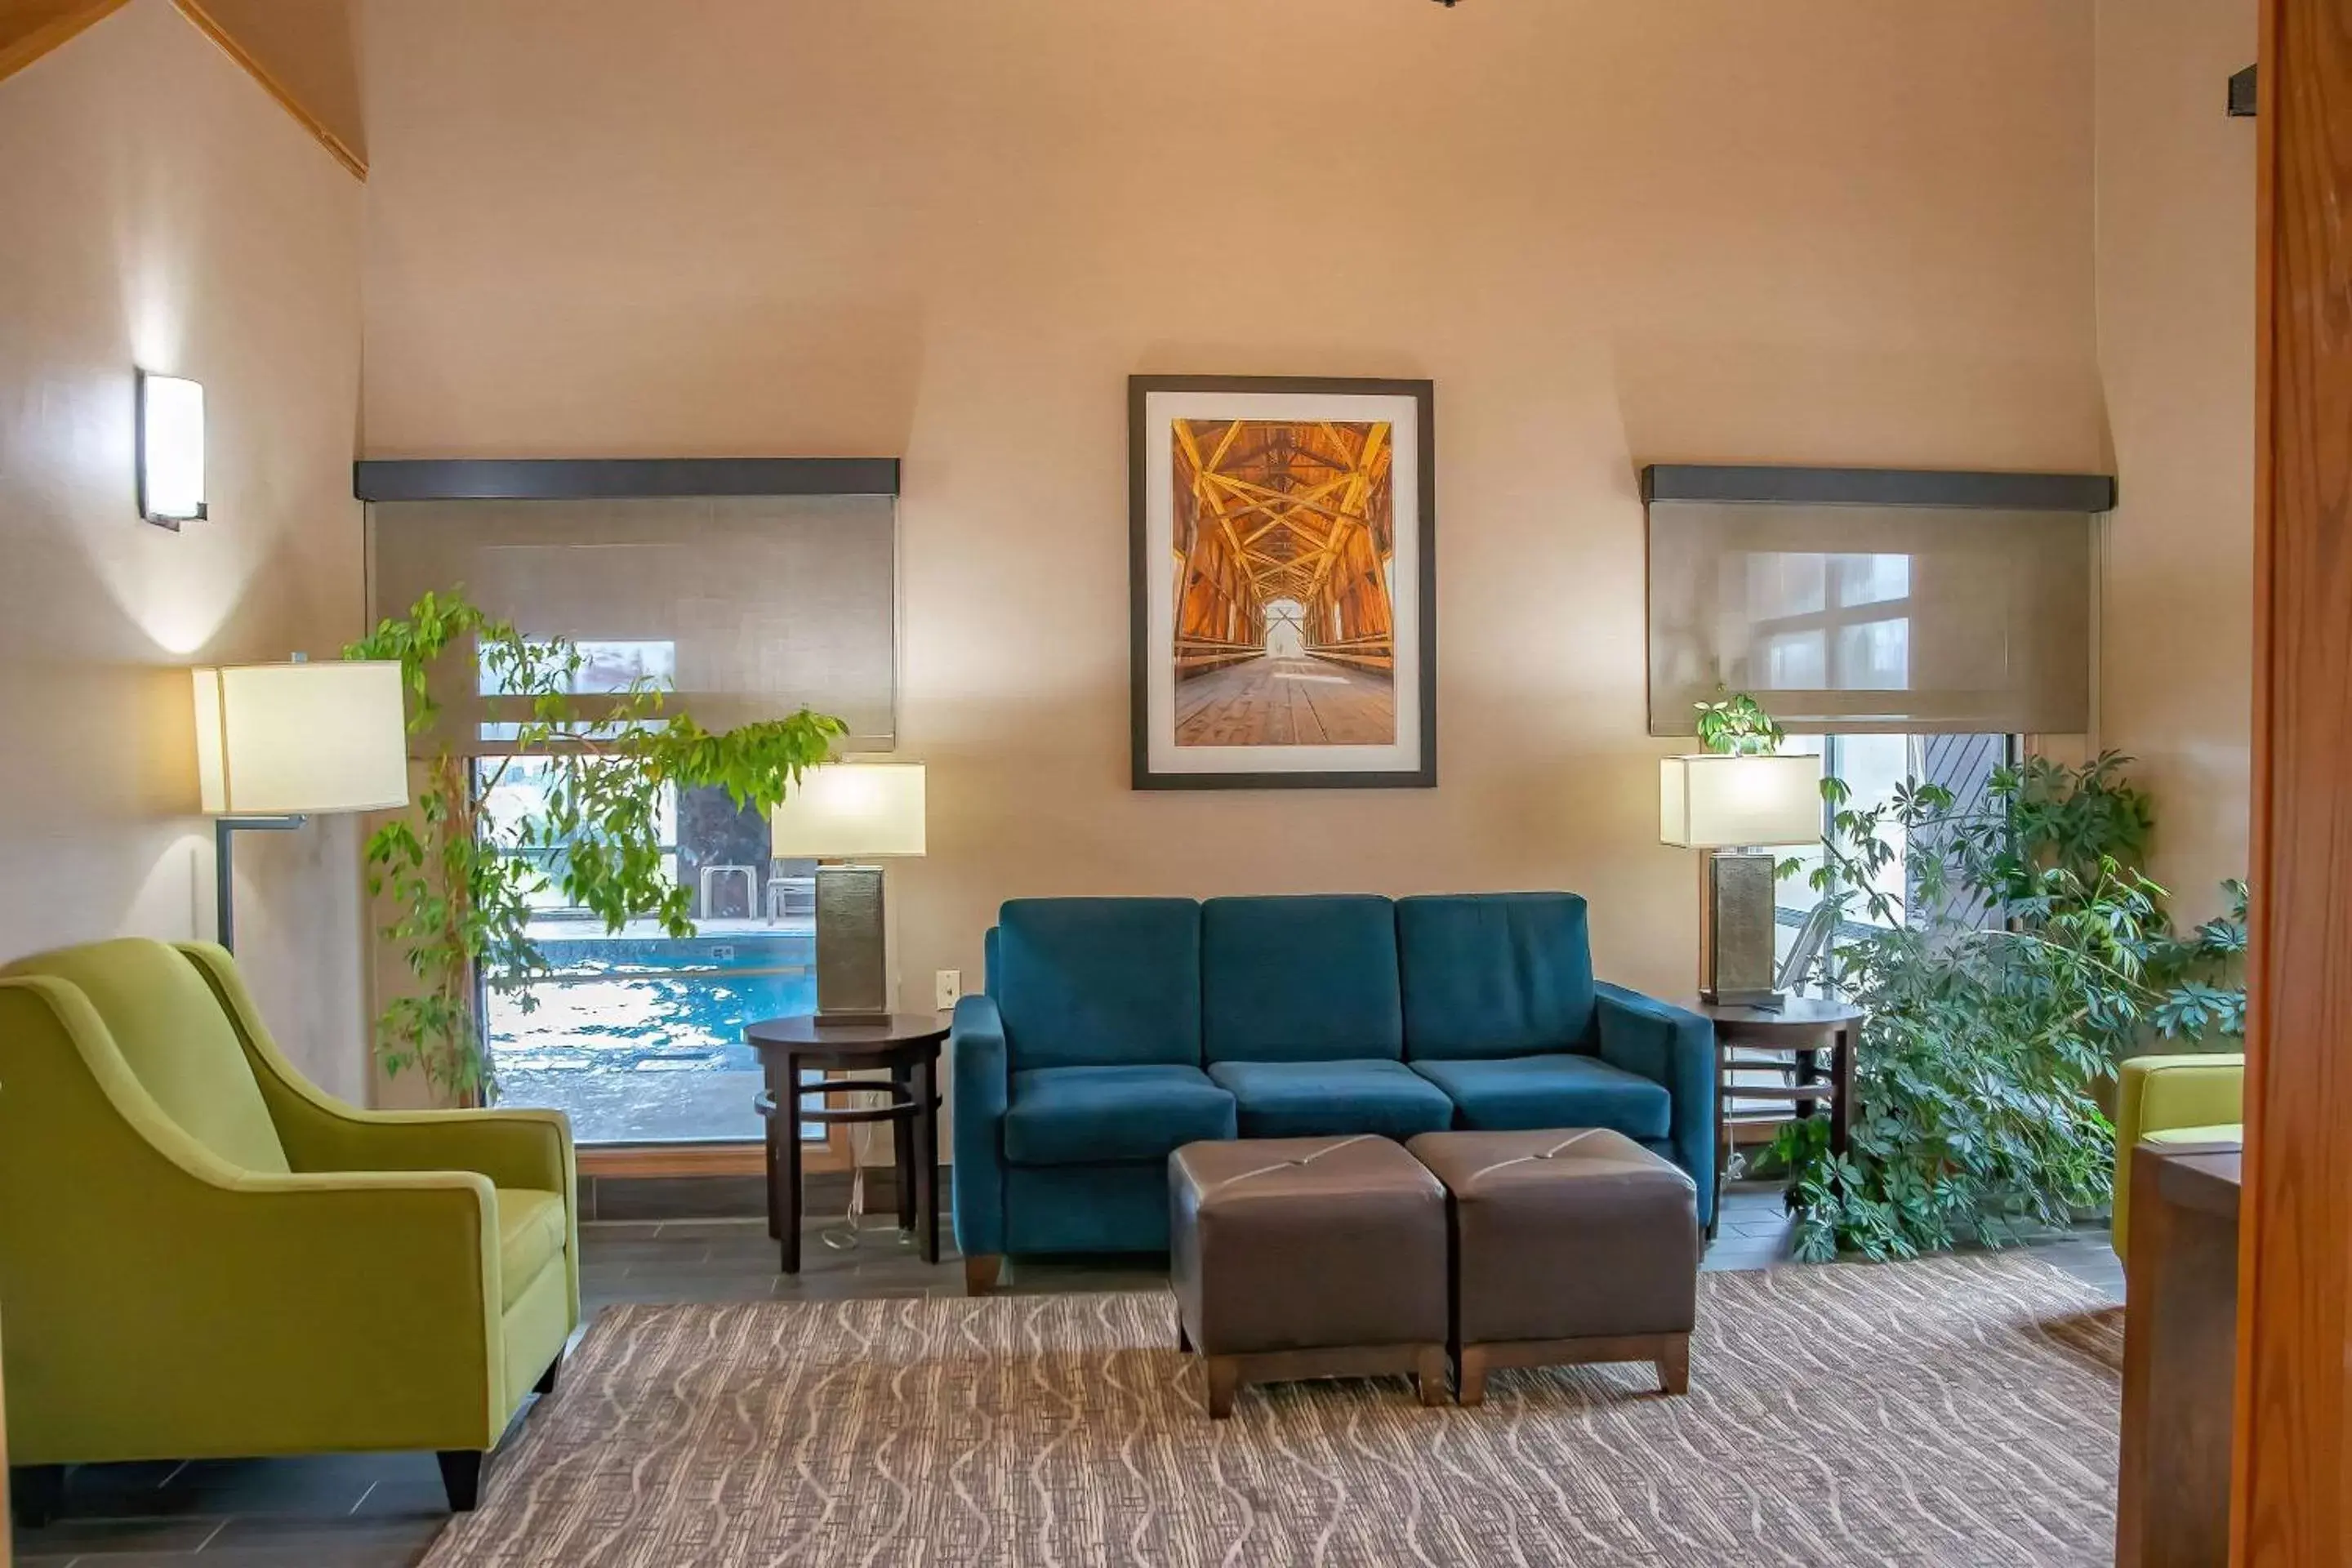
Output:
top-left (11, 1185), bottom-right (2125, 1567)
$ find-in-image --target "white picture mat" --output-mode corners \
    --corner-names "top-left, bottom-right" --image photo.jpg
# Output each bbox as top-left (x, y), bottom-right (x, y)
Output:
top-left (1143, 390), bottom-right (1423, 777)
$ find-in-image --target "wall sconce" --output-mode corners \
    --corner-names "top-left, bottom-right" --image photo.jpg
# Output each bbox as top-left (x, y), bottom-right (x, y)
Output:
top-left (137, 370), bottom-right (206, 528)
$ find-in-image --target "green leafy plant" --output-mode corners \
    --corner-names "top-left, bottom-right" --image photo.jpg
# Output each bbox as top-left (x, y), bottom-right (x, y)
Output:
top-left (346, 589), bottom-right (845, 1099)
top-left (1772, 748), bottom-right (2247, 1262)
top-left (1694, 691), bottom-right (1788, 756)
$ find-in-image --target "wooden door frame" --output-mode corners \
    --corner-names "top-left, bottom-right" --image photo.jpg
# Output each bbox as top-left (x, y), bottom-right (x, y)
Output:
top-left (2236, 5), bottom-right (2352, 1560)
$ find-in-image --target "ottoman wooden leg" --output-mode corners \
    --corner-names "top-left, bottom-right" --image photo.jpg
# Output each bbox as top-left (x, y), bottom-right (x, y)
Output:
top-left (1456, 1344), bottom-right (1490, 1407)
top-left (1659, 1333), bottom-right (1690, 1396)
top-left (1178, 1322), bottom-right (1193, 1353)
top-left (1414, 1344), bottom-right (1449, 1407)
top-left (1205, 1356), bottom-right (1241, 1419)
top-left (964, 1255), bottom-right (1002, 1296)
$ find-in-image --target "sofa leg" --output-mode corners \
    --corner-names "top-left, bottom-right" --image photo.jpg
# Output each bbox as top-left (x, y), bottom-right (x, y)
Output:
top-left (437, 1450), bottom-right (484, 1512)
top-left (10, 1463), bottom-right (65, 1528)
top-left (964, 1254), bottom-right (1002, 1295)
top-left (534, 1356), bottom-right (561, 1397)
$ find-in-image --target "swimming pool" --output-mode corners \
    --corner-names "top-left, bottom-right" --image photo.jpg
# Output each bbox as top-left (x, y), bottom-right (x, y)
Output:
top-left (488, 927), bottom-right (817, 1143)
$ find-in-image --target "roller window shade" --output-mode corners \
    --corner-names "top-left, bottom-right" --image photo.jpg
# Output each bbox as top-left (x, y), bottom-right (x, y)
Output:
top-left (1646, 501), bottom-right (2091, 736)
top-left (368, 495), bottom-right (895, 755)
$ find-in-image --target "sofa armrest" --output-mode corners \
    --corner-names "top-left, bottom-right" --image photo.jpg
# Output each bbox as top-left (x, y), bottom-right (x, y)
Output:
top-left (1594, 982), bottom-right (1717, 1228)
top-left (951, 993), bottom-right (1010, 1257)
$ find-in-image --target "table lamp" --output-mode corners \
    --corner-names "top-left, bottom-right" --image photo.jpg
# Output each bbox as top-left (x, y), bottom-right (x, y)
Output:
top-left (769, 762), bottom-right (926, 1019)
top-left (194, 657), bottom-right (411, 951)
top-left (1659, 752), bottom-right (1823, 1008)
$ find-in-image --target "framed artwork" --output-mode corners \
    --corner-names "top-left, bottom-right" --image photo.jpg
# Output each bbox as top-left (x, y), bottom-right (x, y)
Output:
top-left (1129, 375), bottom-right (1437, 790)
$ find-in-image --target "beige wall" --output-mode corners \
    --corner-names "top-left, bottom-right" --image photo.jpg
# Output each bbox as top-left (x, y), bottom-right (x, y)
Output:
top-left (358, 0), bottom-right (2105, 1005)
top-left (2094, 0), bottom-right (2257, 922)
top-left (0, 0), bottom-right (370, 1098)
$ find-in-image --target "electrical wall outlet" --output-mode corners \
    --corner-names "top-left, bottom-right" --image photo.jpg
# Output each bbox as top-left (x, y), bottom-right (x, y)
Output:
top-left (935, 969), bottom-right (963, 1010)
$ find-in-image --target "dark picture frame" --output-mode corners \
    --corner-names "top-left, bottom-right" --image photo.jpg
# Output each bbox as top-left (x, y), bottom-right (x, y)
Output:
top-left (1128, 375), bottom-right (1437, 791)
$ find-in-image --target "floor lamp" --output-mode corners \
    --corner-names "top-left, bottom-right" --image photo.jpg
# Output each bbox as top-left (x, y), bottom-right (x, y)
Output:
top-left (194, 659), bottom-right (412, 952)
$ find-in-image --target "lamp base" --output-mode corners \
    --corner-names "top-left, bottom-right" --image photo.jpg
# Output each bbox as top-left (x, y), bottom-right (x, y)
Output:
top-left (1700, 986), bottom-right (1788, 1011)
top-left (1699, 849), bottom-right (1781, 1010)
top-left (813, 863), bottom-right (890, 1019)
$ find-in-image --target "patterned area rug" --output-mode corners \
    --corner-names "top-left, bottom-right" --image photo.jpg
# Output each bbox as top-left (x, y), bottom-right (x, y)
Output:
top-left (425, 1254), bottom-right (2122, 1567)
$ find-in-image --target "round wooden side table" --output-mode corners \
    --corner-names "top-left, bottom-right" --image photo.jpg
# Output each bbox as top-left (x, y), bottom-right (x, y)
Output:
top-left (746, 1013), bottom-right (947, 1274)
top-left (1694, 996), bottom-right (1867, 1240)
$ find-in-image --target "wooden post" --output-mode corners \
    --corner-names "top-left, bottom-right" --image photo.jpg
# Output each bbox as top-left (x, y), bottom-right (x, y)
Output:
top-left (2236, 5), bottom-right (2352, 1561)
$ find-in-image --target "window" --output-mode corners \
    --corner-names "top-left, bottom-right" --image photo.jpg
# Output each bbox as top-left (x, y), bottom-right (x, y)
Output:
top-left (367, 487), bottom-right (897, 1146)
top-left (1775, 733), bottom-right (2018, 985)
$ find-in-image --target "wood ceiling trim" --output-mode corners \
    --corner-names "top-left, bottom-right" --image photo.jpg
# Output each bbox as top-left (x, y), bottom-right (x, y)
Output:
top-left (0, 0), bottom-right (134, 89)
top-left (172, 0), bottom-right (364, 180)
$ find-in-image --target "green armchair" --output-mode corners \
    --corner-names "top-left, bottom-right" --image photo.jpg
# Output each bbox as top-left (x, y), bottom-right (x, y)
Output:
top-left (0, 938), bottom-right (577, 1516)
top-left (2111, 1051), bottom-right (2244, 1263)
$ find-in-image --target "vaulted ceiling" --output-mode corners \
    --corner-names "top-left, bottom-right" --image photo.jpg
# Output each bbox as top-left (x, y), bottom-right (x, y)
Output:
top-left (0, 0), bottom-right (362, 175)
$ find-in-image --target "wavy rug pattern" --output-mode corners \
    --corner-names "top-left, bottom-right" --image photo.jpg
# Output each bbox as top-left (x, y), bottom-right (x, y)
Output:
top-left (425, 1254), bottom-right (2122, 1568)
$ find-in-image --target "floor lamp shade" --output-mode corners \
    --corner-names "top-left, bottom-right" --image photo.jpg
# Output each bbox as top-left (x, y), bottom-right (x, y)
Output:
top-left (194, 662), bottom-right (412, 816)
top-left (193, 661), bottom-right (411, 953)
top-left (770, 764), bottom-right (927, 1018)
top-left (1659, 753), bottom-right (1823, 1008)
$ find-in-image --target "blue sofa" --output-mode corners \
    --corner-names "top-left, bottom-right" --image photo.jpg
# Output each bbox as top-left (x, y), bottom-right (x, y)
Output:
top-left (951, 892), bottom-right (1715, 1284)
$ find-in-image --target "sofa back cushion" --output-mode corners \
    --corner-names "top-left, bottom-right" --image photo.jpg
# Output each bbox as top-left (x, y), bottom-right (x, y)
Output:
top-left (996, 898), bottom-right (1202, 1071)
top-left (1201, 895), bottom-right (1404, 1063)
top-left (2, 938), bottom-right (292, 1173)
top-left (1396, 893), bottom-right (1597, 1060)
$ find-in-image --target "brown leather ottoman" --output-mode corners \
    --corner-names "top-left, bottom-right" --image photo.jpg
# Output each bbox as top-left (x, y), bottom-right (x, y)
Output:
top-left (1169, 1135), bottom-right (1450, 1419)
top-left (1408, 1128), bottom-right (1702, 1405)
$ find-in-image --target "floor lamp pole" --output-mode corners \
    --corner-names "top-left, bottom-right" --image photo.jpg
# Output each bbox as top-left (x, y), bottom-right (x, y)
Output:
top-left (213, 815), bottom-right (305, 953)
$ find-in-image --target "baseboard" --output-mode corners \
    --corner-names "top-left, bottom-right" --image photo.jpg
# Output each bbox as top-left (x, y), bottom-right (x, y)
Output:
top-left (582, 1165), bottom-right (955, 1222)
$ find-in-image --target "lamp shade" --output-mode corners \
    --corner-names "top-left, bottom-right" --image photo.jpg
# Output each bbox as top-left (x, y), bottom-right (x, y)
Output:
top-left (194, 662), bottom-right (412, 815)
top-left (769, 762), bottom-right (926, 858)
top-left (1659, 753), bottom-right (1822, 849)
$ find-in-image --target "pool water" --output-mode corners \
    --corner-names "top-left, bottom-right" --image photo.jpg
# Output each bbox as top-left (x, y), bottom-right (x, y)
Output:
top-left (488, 928), bottom-right (816, 1143)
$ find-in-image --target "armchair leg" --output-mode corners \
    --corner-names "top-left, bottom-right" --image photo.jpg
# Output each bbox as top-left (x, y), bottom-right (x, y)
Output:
top-left (10, 1463), bottom-right (65, 1528)
top-left (534, 1356), bottom-right (561, 1397)
top-left (437, 1450), bottom-right (484, 1512)
top-left (964, 1254), bottom-right (1002, 1295)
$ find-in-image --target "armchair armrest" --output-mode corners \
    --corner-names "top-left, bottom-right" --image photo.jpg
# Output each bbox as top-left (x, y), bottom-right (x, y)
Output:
top-left (1595, 982), bottom-right (1717, 1228)
top-left (951, 993), bottom-right (1009, 1258)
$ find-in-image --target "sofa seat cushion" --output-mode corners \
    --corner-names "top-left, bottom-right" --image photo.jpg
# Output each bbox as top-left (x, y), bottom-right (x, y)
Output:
top-left (1005, 1066), bottom-right (1236, 1166)
top-left (496, 1188), bottom-right (569, 1312)
top-left (1411, 1054), bottom-right (1671, 1141)
top-left (1207, 1058), bottom-right (1456, 1140)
